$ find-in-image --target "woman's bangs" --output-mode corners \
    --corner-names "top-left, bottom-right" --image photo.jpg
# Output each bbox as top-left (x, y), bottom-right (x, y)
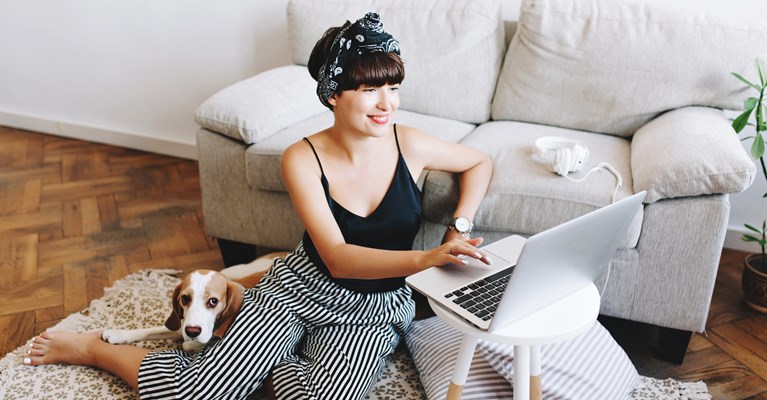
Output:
top-left (344, 52), bottom-right (405, 90)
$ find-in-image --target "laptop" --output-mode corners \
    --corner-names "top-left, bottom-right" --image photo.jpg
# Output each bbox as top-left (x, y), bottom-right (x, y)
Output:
top-left (406, 191), bottom-right (646, 333)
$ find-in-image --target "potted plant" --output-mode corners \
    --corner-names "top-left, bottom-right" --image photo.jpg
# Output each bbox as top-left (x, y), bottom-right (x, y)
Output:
top-left (732, 58), bottom-right (767, 312)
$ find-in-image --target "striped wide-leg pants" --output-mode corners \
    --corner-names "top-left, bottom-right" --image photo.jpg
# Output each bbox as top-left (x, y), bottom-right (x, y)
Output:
top-left (137, 242), bottom-right (415, 400)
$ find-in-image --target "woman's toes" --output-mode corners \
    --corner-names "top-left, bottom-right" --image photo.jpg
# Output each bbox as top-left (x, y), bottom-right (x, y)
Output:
top-left (21, 333), bottom-right (58, 366)
top-left (27, 347), bottom-right (46, 357)
top-left (30, 335), bottom-right (50, 347)
top-left (23, 330), bottom-right (102, 367)
top-left (38, 332), bottom-right (55, 342)
top-left (28, 337), bottom-right (48, 351)
top-left (23, 355), bottom-right (48, 366)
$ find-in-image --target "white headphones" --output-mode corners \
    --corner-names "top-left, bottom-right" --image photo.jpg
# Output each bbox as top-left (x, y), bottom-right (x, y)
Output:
top-left (531, 137), bottom-right (589, 177)
top-left (532, 136), bottom-right (623, 202)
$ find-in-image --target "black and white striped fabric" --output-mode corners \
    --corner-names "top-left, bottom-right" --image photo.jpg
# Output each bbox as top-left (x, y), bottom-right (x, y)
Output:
top-left (405, 317), bottom-right (513, 399)
top-left (406, 317), bottom-right (641, 400)
top-left (480, 321), bottom-right (641, 399)
top-left (138, 242), bottom-right (415, 400)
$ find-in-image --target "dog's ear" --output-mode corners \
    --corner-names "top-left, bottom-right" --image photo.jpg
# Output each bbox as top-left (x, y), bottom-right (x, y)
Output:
top-left (213, 281), bottom-right (244, 339)
top-left (164, 283), bottom-right (183, 331)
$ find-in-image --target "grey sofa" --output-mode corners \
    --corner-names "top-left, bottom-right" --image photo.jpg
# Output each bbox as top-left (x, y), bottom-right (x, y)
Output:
top-left (194, 0), bottom-right (764, 363)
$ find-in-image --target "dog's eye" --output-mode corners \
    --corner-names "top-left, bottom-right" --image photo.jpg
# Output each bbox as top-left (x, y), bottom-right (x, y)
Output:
top-left (180, 295), bottom-right (191, 306)
top-left (207, 298), bottom-right (218, 308)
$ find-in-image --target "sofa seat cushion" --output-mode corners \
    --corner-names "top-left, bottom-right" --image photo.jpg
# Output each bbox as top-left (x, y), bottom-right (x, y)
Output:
top-left (287, 0), bottom-right (505, 124)
top-left (246, 110), bottom-right (477, 192)
top-left (492, 0), bottom-right (767, 137)
top-left (422, 121), bottom-right (642, 248)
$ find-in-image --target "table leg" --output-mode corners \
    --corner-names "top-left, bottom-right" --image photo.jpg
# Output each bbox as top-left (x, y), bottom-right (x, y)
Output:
top-left (446, 334), bottom-right (479, 400)
top-left (530, 345), bottom-right (542, 400)
top-left (514, 345), bottom-right (531, 399)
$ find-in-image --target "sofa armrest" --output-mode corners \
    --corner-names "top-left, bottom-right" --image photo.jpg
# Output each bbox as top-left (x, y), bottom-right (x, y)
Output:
top-left (195, 65), bottom-right (326, 144)
top-left (631, 106), bottom-right (756, 203)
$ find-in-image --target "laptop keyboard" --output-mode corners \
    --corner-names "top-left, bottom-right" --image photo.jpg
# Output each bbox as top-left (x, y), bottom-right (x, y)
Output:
top-left (444, 267), bottom-right (514, 321)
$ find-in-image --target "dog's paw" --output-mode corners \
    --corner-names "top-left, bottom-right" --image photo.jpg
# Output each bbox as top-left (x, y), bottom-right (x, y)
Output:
top-left (102, 329), bottom-right (134, 344)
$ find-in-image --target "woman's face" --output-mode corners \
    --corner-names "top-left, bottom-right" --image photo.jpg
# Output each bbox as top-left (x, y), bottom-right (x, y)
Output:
top-left (329, 83), bottom-right (400, 137)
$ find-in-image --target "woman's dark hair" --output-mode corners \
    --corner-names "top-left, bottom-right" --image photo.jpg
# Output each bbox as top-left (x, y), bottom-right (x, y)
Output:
top-left (308, 22), bottom-right (405, 95)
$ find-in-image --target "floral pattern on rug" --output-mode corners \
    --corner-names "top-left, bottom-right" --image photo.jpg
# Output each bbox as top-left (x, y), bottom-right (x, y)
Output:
top-left (0, 270), bottom-right (708, 400)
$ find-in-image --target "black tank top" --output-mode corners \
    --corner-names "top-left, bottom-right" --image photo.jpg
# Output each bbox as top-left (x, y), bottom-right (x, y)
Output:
top-left (301, 125), bottom-right (422, 293)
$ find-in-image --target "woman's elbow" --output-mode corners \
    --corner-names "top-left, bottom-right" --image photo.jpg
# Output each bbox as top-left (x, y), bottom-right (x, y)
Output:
top-left (477, 152), bottom-right (493, 176)
top-left (324, 262), bottom-right (343, 278)
top-left (319, 252), bottom-right (350, 279)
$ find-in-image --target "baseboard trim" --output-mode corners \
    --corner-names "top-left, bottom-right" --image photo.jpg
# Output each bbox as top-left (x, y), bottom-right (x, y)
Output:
top-left (0, 110), bottom-right (197, 160)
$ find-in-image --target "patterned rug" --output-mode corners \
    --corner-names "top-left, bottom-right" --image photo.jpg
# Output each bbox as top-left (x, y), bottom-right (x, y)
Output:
top-left (0, 270), bottom-right (710, 400)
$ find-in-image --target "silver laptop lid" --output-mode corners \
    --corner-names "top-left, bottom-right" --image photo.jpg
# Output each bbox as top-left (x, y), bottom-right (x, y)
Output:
top-left (488, 191), bottom-right (646, 332)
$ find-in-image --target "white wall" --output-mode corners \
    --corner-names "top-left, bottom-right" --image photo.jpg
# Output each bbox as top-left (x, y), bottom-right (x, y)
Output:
top-left (1, 0), bottom-right (765, 250)
top-left (0, 0), bottom-right (292, 158)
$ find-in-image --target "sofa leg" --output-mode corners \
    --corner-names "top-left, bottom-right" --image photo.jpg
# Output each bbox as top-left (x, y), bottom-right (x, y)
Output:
top-left (657, 327), bottom-right (692, 364)
top-left (216, 238), bottom-right (258, 268)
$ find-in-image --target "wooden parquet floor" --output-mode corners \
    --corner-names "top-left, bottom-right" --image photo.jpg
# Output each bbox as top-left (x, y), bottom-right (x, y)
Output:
top-left (0, 126), bottom-right (224, 358)
top-left (2, 126), bottom-right (767, 398)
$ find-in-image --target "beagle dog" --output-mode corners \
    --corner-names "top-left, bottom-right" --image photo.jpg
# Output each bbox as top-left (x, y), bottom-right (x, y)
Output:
top-left (101, 252), bottom-right (287, 352)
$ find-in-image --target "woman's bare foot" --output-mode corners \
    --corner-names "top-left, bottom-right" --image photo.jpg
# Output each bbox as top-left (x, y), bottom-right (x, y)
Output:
top-left (23, 330), bottom-right (102, 367)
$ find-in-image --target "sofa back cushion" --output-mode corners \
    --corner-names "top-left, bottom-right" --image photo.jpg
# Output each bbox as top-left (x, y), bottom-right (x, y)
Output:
top-left (492, 0), bottom-right (767, 137)
top-left (287, 0), bottom-right (505, 124)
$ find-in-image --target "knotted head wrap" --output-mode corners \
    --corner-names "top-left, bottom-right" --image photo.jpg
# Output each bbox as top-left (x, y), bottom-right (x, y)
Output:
top-left (316, 12), bottom-right (400, 109)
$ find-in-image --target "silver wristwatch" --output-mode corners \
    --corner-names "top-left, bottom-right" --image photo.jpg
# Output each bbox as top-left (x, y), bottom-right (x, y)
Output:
top-left (448, 217), bottom-right (473, 238)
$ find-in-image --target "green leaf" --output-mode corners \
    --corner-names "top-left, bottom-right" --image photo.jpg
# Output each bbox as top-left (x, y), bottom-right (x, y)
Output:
top-left (743, 234), bottom-right (761, 242)
top-left (757, 58), bottom-right (767, 87)
top-left (745, 97), bottom-right (759, 111)
top-left (745, 223), bottom-right (763, 234)
top-left (733, 108), bottom-right (753, 133)
top-left (752, 132), bottom-right (765, 158)
top-left (733, 72), bottom-right (762, 91)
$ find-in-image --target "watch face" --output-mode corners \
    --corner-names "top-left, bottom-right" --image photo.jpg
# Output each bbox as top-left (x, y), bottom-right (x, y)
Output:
top-left (455, 217), bottom-right (471, 232)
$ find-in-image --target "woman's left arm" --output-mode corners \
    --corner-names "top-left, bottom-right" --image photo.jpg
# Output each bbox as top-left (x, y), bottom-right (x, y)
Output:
top-left (399, 126), bottom-right (493, 243)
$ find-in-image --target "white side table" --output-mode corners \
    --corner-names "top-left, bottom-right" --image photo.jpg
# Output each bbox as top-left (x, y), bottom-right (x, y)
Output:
top-left (429, 283), bottom-right (601, 400)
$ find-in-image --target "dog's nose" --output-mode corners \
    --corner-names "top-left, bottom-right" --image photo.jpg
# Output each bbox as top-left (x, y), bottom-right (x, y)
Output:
top-left (185, 326), bottom-right (202, 338)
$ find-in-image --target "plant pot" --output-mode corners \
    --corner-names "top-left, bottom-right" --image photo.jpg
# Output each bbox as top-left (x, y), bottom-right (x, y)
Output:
top-left (743, 254), bottom-right (767, 313)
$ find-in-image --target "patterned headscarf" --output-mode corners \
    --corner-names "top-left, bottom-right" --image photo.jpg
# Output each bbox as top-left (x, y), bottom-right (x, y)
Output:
top-left (316, 12), bottom-right (400, 109)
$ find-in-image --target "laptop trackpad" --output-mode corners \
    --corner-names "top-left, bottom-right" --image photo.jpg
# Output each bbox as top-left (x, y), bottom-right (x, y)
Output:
top-left (482, 235), bottom-right (526, 265)
top-left (439, 253), bottom-right (513, 285)
top-left (410, 255), bottom-right (508, 293)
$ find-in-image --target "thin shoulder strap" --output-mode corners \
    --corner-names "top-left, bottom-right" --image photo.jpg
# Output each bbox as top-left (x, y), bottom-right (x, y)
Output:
top-left (393, 124), bottom-right (401, 154)
top-left (302, 137), bottom-right (325, 176)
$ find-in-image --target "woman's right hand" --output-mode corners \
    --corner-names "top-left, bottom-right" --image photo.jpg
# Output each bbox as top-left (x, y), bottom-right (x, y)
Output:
top-left (420, 237), bottom-right (492, 270)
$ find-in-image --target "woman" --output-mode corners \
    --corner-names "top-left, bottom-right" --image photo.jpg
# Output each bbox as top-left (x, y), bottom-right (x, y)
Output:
top-left (24, 12), bottom-right (492, 400)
